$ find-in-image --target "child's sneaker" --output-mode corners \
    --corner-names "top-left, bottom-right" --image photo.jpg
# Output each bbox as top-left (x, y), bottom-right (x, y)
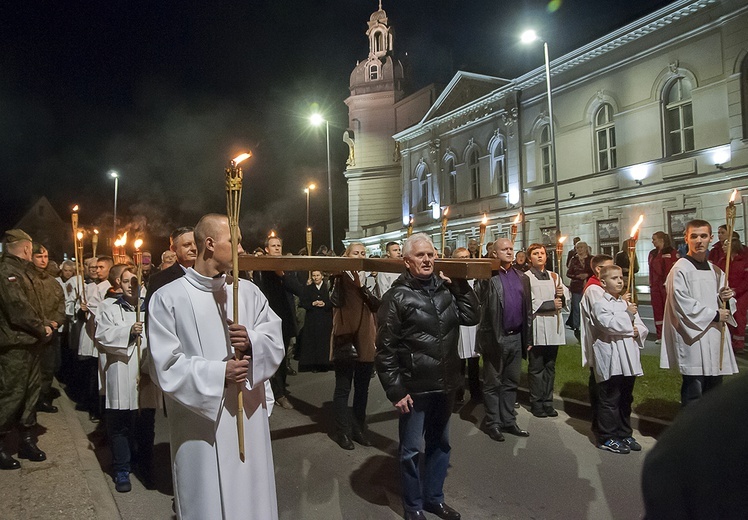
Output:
top-left (622, 436), bottom-right (642, 451)
top-left (598, 438), bottom-right (630, 454)
top-left (114, 471), bottom-right (132, 493)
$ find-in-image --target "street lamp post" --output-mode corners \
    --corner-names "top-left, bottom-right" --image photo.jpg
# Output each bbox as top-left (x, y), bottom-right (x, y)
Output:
top-left (304, 183), bottom-right (316, 256)
top-left (522, 30), bottom-right (561, 243)
top-left (310, 113), bottom-right (334, 252)
top-left (109, 170), bottom-right (119, 252)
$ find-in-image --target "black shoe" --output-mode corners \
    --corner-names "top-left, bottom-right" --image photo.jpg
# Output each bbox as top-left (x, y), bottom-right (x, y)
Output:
top-left (404, 511), bottom-right (427, 520)
top-left (513, 401), bottom-right (520, 409)
top-left (18, 440), bottom-right (46, 462)
top-left (424, 502), bottom-right (461, 520)
top-left (531, 408), bottom-right (547, 418)
top-left (544, 407), bottom-right (559, 417)
top-left (622, 436), bottom-right (642, 452)
top-left (36, 400), bottom-right (59, 413)
top-left (287, 365), bottom-right (298, 376)
top-left (487, 427), bottom-right (505, 442)
top-left (501, 424), bottom-right (530, 437)
top-left (351, 430), bottom-right (372, 447)
top-left (0, 450), bottom-right (21, 470)
top-left (335, 433), bottom-right (354, 450)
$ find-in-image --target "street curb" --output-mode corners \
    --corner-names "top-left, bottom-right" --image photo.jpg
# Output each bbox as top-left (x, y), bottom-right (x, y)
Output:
top-left (59, 390), bottom-right (122, 520)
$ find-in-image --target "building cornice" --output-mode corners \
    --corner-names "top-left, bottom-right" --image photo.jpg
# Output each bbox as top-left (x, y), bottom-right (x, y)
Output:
top-left (394, 0), bottom-right (721, 143)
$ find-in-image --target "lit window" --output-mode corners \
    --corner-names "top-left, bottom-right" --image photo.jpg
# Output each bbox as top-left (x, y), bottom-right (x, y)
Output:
top-left (369, 64), bottom-right (379, 81)
top-left (540, 125), bottom-right (552, 184)
top-left (664, 78), bottom-right (694, 155)
top-left (594, 104), bottom-right (617, 171)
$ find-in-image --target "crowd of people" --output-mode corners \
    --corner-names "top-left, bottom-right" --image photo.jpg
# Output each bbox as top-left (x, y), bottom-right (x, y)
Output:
top-left (0, 216), bottom-right (743, 519)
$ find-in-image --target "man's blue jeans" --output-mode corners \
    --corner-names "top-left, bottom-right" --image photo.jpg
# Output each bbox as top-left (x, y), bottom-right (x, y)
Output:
top-left (398, 392), bottom-right (452, 512)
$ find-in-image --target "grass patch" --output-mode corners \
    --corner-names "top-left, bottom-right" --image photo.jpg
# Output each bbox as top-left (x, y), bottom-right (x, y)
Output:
top-left (520, 344), bottom-right (682, 422)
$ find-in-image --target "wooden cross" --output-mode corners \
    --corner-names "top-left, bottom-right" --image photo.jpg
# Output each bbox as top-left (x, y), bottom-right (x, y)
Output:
top-left (237, 255), bottom-right (501, 279)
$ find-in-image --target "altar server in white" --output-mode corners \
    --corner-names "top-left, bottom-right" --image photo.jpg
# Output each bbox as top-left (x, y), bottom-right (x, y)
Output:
top-left (148, 214), bottom-right (285, 520)
top-left (590, 265), bottom-right (648, 454)
top-left (95, 266), bottom-right (160, 492)
top-left (524, 243), bottom-right (570, 418)
top-left (661, 219), bottom-right (739, 406)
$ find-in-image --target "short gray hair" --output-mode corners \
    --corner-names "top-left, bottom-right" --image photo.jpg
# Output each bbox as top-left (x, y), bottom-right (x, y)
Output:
top-left (403, 233), bottom-right (435, 258)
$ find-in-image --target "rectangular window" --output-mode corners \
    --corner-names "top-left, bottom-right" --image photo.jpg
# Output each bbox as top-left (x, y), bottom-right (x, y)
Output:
top-left (597, 219), bottom-right (620, 257)
top-left (668, 208), bottom-right (697, 252)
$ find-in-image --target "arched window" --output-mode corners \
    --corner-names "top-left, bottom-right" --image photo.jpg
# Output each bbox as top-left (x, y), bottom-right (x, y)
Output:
top-left (468, 148), bottom-right (480, 199)
top-left (443, 155), bottom-right (457, 204)
top-left (594, 104), bottom-right (617, 171)
top-left (539, 125), bottom-right (552, 184)
top-left (372, 31), bottom-right (384, 54)
top-left (369, 64), bottom-right (379, 81)
top-left (411, 162), bottom-right (431, 212)
top-left (664, 78), bottom-right (694, 155)
top-left (491, 136), bottom-right (508, 194)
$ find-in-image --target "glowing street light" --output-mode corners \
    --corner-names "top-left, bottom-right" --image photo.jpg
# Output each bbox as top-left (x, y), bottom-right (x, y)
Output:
top-left (109, 170), bottom-right (119, 254)
top-left (310, 113), bottom-right (334, 251)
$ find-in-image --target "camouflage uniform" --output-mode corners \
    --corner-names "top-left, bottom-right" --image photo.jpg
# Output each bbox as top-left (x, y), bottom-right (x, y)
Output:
top-left (0, 252), bottom-right (49, 437)
top-left (33, 265), bottom-right (65, 405)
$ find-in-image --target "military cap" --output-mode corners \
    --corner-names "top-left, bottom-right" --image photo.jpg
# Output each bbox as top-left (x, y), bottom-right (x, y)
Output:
top-left (3, 229), bottom-right (33, 244)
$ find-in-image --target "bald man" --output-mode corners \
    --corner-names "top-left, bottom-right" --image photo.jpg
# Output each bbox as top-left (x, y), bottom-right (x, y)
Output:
top-left (477, 238), bottom-right (533, 442)
top-left (148, 214), bottom-right (284, 519)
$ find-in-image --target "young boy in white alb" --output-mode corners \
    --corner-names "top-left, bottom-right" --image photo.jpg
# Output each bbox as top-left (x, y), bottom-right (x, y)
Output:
top-left (589, 265), bottom-right (648, 454)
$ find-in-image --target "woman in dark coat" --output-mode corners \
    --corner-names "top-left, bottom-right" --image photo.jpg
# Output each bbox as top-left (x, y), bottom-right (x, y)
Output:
top-left (298, 271), bottom-right (333, 372)
top-left (329, 242), bottom-right (379, 451)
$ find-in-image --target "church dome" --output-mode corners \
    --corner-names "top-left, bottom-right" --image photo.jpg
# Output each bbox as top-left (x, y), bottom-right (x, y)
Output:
top-left (370, 6), bottom-right (387, 23)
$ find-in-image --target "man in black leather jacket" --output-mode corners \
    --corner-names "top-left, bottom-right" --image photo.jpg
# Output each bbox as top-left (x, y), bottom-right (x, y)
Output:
top-left (376, 233), bottom-right (479, 520)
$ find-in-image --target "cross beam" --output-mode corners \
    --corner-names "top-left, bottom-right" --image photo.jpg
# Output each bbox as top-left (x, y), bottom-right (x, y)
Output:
top-left (237, 255), bottom-right (500, 279)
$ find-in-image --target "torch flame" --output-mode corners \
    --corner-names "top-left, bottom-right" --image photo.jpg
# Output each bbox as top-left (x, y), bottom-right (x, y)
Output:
top-left (729, 189), bottom-right (738, 204)
top-left (513, 213), bottom-right (522, 224)
top-left (134, 238), bottom-right (143, 250)
top-left (409, 217), bottom-right (414, 225)
top-left (76, 231), bottom-right (84, 240)
top-left (72, 205), bottom-right (79, 212)
top-left (93, 229), bottom-right (99, 235)
top-left (481, 213), bottom-right (488, 225)
top-left (443, 207), bottom-right (449, 217)
top-left (233, 152), bottom-right (251, 165)
top-left (114, 232), bottom-right (128, 247)
top-left (559, 236), bottom-right (567, 244)
top-left (269, 231), bottom-right (276, 238)
top-left (630, 215), bottom-right (644, 238)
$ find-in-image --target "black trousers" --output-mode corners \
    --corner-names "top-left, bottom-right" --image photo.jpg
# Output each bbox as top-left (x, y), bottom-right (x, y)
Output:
top-left (105, 408), bottom-right (156, 473)
top-left (596, 375), bottom-right (635, 442)
top-left (459, 357), bottom-right (481, 399)
top-left (333, 360), bottom-right (373, 435)
top-left (588, 368), bottom-right (599, 435)
top-left (681, 374), bottom-right (723, 407)
top-left (270, 337), bottom-right (292, 399)
top-left (483, 333), bottom-right (522, 429)
top-left (527, 345), bottom-right (558, 411)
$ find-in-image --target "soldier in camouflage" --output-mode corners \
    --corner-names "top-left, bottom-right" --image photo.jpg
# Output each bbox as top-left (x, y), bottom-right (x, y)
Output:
top-left (31, 243), bottom-right (65, 413)
top-left (0, 229), bottom-right (53, 470)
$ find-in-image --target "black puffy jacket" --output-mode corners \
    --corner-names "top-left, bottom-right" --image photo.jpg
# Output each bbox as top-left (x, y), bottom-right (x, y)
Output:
top-left (375, 271), bottom-right (480, 403)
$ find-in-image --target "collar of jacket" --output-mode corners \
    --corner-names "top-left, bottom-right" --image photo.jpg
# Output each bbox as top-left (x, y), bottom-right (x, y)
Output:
top-left (394, 270), bottom-right (444, 291)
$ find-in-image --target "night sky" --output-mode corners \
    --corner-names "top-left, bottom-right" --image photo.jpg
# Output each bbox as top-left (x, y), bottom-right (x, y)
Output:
top-left (0, 0), bottom-right (671, 255)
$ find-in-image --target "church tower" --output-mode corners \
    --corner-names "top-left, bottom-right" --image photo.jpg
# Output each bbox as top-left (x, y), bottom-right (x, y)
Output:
top-left (343, 2), bottom-right (406, 239)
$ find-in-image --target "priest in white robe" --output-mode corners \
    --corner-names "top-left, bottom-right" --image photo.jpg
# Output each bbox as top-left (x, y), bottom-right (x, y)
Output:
top-left (148, 214), bottom-right (285, 520)
top-left (660, 219), bottom-right (739, 406)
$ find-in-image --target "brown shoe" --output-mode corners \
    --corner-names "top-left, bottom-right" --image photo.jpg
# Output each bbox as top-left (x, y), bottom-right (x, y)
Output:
top-left (276, 396), bottom-right (294, 410)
